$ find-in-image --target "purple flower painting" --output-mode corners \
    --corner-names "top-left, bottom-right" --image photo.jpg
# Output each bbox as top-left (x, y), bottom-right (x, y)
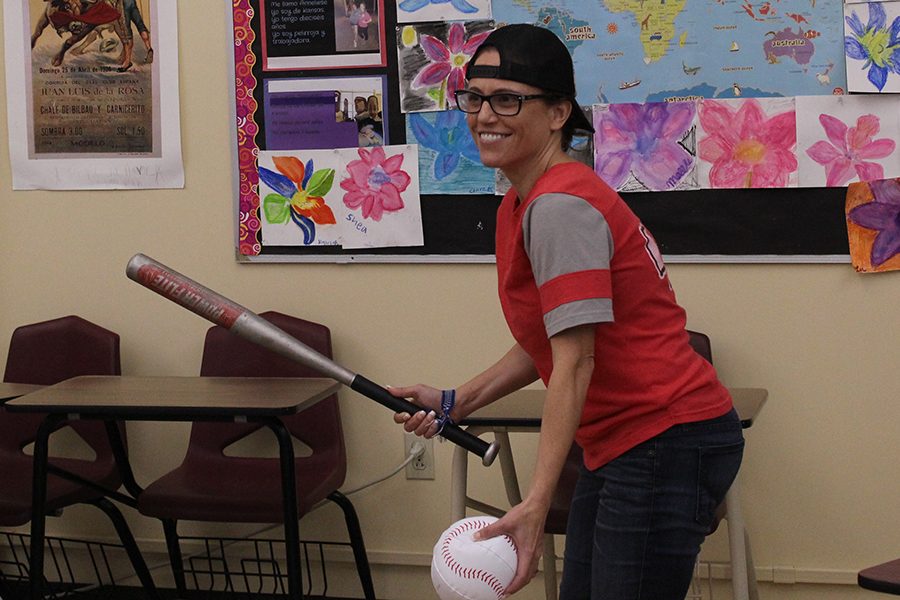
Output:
top-left (593, 101), bottom-right (698, 192)
top-left (846, 177), bottom-right (900, 272)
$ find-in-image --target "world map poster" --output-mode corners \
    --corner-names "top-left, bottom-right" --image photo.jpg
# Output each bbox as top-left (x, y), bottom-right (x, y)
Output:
top-left (491, 0), bottom-right (847, 105)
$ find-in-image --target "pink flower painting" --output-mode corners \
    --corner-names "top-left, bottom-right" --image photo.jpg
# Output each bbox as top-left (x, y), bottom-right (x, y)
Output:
top-left (398, 21), bottom-right (493, 112)
top-left (805, 113), bottom-right (896, 187)
top-left (340, 147), bottom-right (412, 221)
top-left (697, 98), bottom-right (798, 189)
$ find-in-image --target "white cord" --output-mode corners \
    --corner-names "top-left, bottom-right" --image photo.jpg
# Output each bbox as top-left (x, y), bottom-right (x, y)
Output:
top-left (94, 441), bottom-right (427, 587)
top-left (340, 439), bottom-right (424, 496)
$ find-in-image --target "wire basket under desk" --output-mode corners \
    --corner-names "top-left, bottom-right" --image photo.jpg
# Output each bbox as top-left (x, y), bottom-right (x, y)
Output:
top-left (1, 531), bottom-right (361, 599)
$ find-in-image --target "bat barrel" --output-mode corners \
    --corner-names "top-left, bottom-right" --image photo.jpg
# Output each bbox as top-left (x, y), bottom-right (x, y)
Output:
top-left (126, 253), bottom-right (499, 465)
top-left (232, 312), bottom-right (356, 386)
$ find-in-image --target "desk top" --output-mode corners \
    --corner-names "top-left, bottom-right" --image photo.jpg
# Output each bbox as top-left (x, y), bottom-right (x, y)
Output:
top-left (461, 387), bottom-right (767, 429)
top-left (859, 558), bottom-right (900, 595)
top-left (4, 375), bottom-right (341, 419)
top-left (0, 382), bottom-right (43, 402)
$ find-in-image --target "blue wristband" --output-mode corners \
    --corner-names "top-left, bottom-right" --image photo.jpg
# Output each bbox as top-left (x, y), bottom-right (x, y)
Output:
top-left (434, 389), bottom-right (456, 435)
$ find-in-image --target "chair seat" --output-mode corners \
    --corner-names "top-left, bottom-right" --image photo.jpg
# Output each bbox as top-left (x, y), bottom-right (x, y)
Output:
top-left (0, 455), bottom-right (119, 527)
top-left (138, 451), bottom-right (344, 523)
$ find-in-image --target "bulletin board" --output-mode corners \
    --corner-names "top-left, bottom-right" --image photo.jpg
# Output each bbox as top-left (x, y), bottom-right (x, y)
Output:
top-left (229, 0), bottom-right (857, 263)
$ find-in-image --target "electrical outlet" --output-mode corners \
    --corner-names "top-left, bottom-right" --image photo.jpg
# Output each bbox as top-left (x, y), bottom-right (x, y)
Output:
top-left (404, 432), bottom-right (434, 480)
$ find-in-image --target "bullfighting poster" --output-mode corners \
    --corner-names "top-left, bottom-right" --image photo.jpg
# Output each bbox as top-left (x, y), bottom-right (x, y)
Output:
top-left (3, 0), bottom-right (183, 189)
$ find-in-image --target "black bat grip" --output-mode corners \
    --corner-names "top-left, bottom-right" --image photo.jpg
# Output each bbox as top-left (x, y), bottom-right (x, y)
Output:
top-left (350, 375), bottom-right (500, 466)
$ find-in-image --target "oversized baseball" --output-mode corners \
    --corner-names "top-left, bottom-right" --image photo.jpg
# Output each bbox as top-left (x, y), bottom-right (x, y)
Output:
top-left (431, 516), bottom-right (518, 600)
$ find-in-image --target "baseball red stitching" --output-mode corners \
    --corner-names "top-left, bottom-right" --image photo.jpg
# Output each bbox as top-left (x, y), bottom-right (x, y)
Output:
top-left (439, 519), bottom-right (513, 600)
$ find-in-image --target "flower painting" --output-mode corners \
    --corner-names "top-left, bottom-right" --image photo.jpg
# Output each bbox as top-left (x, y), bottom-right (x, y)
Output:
top-left (797, 95), bottom-right (900, 188)
top-left (696, 98), bottom-right (798, 189)
top-left (406, 110), bottom-right (494, 194)
top-left (846, 177), bottom-right (900, 272)
top-left (593, 101), bottom-right (698, 192)
top-left (844, 1), bottom-right (900, 92)
top-left (258, 146), bottom-right (422, 249)
top-left (340, 146), bottom-right (412, 221)
top-left (397, 21), bottom-right (494, 113)
top-left (397, 0), bottom-right (491, 24)
top-left (259, 157), bottom-right (337, 245)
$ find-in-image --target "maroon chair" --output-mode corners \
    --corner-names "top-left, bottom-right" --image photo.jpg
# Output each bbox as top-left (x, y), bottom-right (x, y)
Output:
top-left (137, 311), bottom-right (375, 599)
top-left (0, 315), bottom-right (155, 592)
top-left (540, 330), bottom-right (714, 599)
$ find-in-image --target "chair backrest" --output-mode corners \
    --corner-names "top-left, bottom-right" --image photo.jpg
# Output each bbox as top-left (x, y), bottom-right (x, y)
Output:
top-left (191, 311), bottom-right (346, 480)
top-left (687, 329), bottom-right (713, 364)
top-left (1, 315), bottom-right (121, 459)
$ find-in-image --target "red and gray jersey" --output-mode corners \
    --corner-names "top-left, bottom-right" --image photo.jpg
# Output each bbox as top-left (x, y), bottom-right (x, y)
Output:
top-left (495, 162), bottom-right (731, 470)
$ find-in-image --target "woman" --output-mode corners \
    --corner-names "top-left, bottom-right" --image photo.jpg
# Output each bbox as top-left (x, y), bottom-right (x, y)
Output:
top-left (391, 24), bottom-right (744, 599)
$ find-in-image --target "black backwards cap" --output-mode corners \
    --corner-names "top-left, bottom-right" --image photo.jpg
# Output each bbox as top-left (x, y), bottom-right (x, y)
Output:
top-left (465, 24), bottom-right (595, 134)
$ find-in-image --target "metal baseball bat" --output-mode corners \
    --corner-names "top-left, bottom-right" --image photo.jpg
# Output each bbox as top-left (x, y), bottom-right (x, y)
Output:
top-left (125, 253), bottom-right (499, 467)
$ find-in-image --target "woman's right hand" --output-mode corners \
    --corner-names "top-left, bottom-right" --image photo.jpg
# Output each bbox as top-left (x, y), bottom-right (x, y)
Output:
top-left (389, 384), bottom-right (443, 438)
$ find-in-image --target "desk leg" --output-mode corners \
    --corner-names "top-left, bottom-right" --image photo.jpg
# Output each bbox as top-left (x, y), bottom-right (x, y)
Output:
top-left (495, 431), bottom-right (522, 506)
top-left (451, 425), bottom-right (491, 522)
top-left (266, 419), bottom-right (303, 600)
top-left (450, 442), bottom-right (469, 522)
top-left (29, 413), bottom-right (65, 600)
top-left (726, 475), bottom-right (750, 600)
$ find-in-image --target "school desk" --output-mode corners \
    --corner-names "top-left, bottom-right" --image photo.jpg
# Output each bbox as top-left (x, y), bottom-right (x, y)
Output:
top-left (5, 375), bottom-right (340, 600)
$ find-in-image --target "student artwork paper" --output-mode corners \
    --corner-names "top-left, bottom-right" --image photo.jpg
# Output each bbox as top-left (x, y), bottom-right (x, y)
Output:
top-left (845, 177), bottom-right (900, 272)
top-left (593, 101), bottom-right (698, 192)
top-left (260, 0), bottom-right (386, 70)
top-left (396, 0), bottom-right (491, 24)
top-left (396, 21), bottom-right (493, 113)
top-left (796, 94), bottom-right (900, 188)
top-left (406, 110), bottom-right (494, 194)
top-left (258, 145), bottom-right (422, 249)
top-left (4, 0), bottom-right (183, 189)
top-left (844, 1), bottom-right (900, 92)
top-left (696, 97), bottom-right (798, 189)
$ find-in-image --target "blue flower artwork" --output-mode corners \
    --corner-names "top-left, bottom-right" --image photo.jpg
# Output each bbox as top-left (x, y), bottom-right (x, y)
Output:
top-left (844, 1), bottom-right (900, 92)
top-left (406, 110), bottom-right (495, 194)
top-left (400, 0), bottom-right (478, 14)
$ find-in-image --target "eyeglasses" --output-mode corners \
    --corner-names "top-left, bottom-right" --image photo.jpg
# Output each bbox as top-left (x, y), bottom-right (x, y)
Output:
top-left (453, 90), bottom-right (559, 116)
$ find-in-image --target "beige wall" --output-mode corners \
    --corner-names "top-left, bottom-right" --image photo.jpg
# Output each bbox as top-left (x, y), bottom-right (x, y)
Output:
top-left (3, 4), bottom-right (900, 599)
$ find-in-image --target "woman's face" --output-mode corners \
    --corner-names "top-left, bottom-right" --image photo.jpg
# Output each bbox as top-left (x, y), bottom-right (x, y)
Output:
top-left (463, 49), bottom-right (567, 172)
top-left (355, 99), bottom-right (366, 112)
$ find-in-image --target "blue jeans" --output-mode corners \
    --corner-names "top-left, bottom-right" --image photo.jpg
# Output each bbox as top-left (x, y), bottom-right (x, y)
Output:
top-left (559, 409), bottom-right (744, 600)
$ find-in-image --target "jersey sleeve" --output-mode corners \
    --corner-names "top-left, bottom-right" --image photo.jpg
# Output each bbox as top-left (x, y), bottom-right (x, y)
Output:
top-left (523, 193), bottom-right (615, 337)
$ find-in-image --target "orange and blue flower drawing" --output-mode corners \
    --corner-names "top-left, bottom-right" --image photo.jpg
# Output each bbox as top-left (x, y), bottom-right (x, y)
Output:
top-left (259, 157), bottom-right (337, 245)
top-left (697, 98), bottom-right (798, 189)
top-left (846, 176), bottom-right (900, 272)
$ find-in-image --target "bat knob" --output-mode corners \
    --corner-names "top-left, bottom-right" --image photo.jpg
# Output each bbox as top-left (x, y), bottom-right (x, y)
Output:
top-left (482, 440), bottom-right (501, 467)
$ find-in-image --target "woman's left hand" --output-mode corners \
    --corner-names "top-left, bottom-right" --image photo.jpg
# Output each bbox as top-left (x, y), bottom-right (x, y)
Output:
top-left (473, 498), bottom-right (547, 596)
